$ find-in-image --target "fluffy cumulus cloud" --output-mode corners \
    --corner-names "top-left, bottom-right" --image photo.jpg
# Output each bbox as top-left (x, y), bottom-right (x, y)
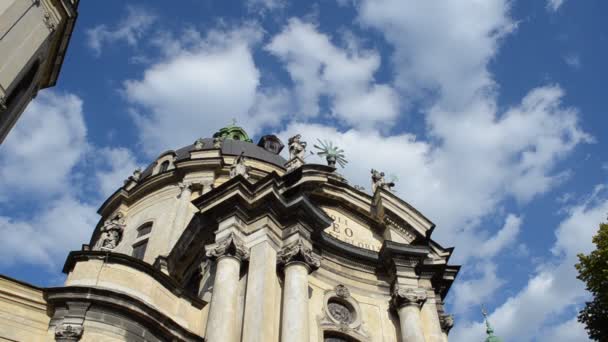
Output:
top-left (86, 6), bottom-right (157, 56)
top-left (267, 19), bottom-right (399, 128)
top-left (124, 24), bottom-right (289, 156)
top-left (451, 186), bottom-right (608, 341)
top-left (95, 147), bottom-right (140, 199)
top-left (0, 91), bottom-right (139, 268)
top-left (0, 91), bottom-right (87, 198)
top-left (279, 86), bottom-right (588, 260)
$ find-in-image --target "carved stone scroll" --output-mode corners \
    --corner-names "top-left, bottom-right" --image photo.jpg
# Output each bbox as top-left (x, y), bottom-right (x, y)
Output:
top-left (277, 239), bottom-right (320, 272)
top-left (391, 286), bottom-right (427, 309)
top-left (205, 233), bottom-right (249, 261)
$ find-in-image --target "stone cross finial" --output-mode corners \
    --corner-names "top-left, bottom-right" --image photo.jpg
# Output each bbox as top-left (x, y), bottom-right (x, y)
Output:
top-left (391, 286), bottom-right (427, 309)
top-left (277, 239), bottom-right (320, 272)
top-left (206, 233), bottom-right (249, 261)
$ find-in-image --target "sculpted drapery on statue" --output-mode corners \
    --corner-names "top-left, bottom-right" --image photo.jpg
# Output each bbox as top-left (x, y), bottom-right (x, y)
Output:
top-left (96, 212), bottom-right (126, 250)
top-left (288, 134), bottom-right (307, 160)
top-left (371, 169), bottom-right (395, 193)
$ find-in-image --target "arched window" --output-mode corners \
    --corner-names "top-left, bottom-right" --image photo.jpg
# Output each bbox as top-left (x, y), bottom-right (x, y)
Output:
top-left (159, 160), bottom-right (170, 173)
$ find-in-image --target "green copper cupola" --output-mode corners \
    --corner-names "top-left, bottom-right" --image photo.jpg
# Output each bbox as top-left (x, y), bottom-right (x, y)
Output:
top-left (213, 120), bottom-right (253, 142)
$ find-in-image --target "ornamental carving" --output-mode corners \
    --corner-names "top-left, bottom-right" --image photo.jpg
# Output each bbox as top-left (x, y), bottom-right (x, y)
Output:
top-left (335, 284), bottom-right (350, 299)
top-left (55, 323), bottom-right (83, 341)
top-left (391, 286), bottom-right (427, 309)
top-left (440, 314), bottom-right (454, 333)
top-left (328, 301), bottom-right (354, 325)
top-left (206, 233), bottom-right (249, 261)
top-left (277, 239), bottom-right (320, 271)
top-left (97, 212), bottom-right (125, 250)
top-left (194, 137), bottom-right (205, 150)
top-left (229, 152), bottom-right (251, 180)
top-left (213, 136), bottom-right (224, 149)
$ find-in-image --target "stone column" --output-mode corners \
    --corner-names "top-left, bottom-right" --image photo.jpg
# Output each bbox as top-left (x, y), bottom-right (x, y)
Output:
top-left (439, 314), bottom-right (454, 342)
top-left (241, 239), bottom-right (280, 342)
top-left (277, 240), bottom-right (320, 342)
top-left (204, 234), bottom-right (249, 342)
top-left (421, 291), bottom-right (444, 342)
top-left (392, 286), bottom-right (427, 342)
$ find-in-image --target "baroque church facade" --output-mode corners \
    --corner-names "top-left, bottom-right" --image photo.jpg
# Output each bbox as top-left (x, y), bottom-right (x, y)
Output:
top-left (0, 124), bottom-right (460, 342)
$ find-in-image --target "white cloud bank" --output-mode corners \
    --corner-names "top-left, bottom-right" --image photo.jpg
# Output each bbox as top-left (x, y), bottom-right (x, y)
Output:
top-left (451, 186), bottom-right (606, 341)
top-left (0, 91), bottom-right (138, 268)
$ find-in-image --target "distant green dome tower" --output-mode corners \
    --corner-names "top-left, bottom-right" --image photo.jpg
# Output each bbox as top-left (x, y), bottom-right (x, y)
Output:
top-left (482, 307), bottom-right (503, 342)
top-left (213, 120), bottom-right (253, 142)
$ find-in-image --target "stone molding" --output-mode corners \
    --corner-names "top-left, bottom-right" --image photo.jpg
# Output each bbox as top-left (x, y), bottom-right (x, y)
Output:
top-left (391, 286), bottom-right (427, 309)
top-left (46, 287), bottom-right (204, 342)
top-left (277, 239), bottom-right (320, 272)
top-left (205, 233), bottom-right (249, 262)
top-left (440, 313), bottom-right (454, 333)
top-left (318, 285), bottom-right (370, 341)
top-left (62, 251), bottom-right (206, 308)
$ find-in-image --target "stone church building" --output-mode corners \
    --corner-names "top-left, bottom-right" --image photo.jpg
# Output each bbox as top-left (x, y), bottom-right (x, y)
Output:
top-left (0, 124), bottom-right (460, 342)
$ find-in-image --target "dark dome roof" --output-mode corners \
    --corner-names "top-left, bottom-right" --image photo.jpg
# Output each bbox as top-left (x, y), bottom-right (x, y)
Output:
top-left (139, 138), bottom-right (287, 180)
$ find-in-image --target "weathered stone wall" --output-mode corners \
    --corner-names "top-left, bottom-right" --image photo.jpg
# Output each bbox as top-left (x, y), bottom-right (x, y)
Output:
top-left (0, 275), bottom-right (51, 341)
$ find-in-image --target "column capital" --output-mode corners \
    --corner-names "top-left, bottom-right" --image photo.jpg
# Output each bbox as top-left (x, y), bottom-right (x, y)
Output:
top-left (277, 239), bottom-right (320, 272)
top-left (440, 313), bottom-right (454, 333)
top-left (391, 286), bottom-right (427, 309)
top-left (205, 233), bottom-right (249, 261)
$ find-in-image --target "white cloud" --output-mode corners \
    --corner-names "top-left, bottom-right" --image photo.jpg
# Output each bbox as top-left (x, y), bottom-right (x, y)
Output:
top-left (0, 91), bottom-right (87, 198)
top-left (266, 19), bottom-right (399, 129)
top-left (547, 0), bottom-right (566, 12)
top-left (358, 0), bottom-right (516, 109)
top-left (0, 197), bottom-right (97, 267)
top-left (247, 0), bottom-right (287, 14)
top-left (86, 6), bottom-right (157, 56)
top-left (124, 24), bottom-right (288, 156)
top-left (451, 262), bottom-right (504, 314)
top-left (95, 147), bottom-right (140, 199)
top-left (450, 186), bottom-right (607, 341)
top-left (279, 85), bottom-right (588, 263)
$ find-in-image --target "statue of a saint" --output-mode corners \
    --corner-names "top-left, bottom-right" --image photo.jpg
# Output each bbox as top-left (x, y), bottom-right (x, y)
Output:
top-left (230, 152), bottom-right (250, 180)
top-left (371, 169), bottom-right (395, 193)
top-left (288, 134), bottom-right (307, 160)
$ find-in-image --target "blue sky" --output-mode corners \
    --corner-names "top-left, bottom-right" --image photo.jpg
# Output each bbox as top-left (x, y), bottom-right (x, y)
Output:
top-left (1, 0), bottom-right (607, 341)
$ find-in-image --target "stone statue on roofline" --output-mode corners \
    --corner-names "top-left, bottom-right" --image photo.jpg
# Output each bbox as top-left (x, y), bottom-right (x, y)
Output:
top-left (288, 134), bottom-right (307, 160)
top-left (371, 169), bottom-right (395, 193)
top-left (194, 137), bottom-right (205, 150)
top-left (230, 152), bottom-right (250, 180)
